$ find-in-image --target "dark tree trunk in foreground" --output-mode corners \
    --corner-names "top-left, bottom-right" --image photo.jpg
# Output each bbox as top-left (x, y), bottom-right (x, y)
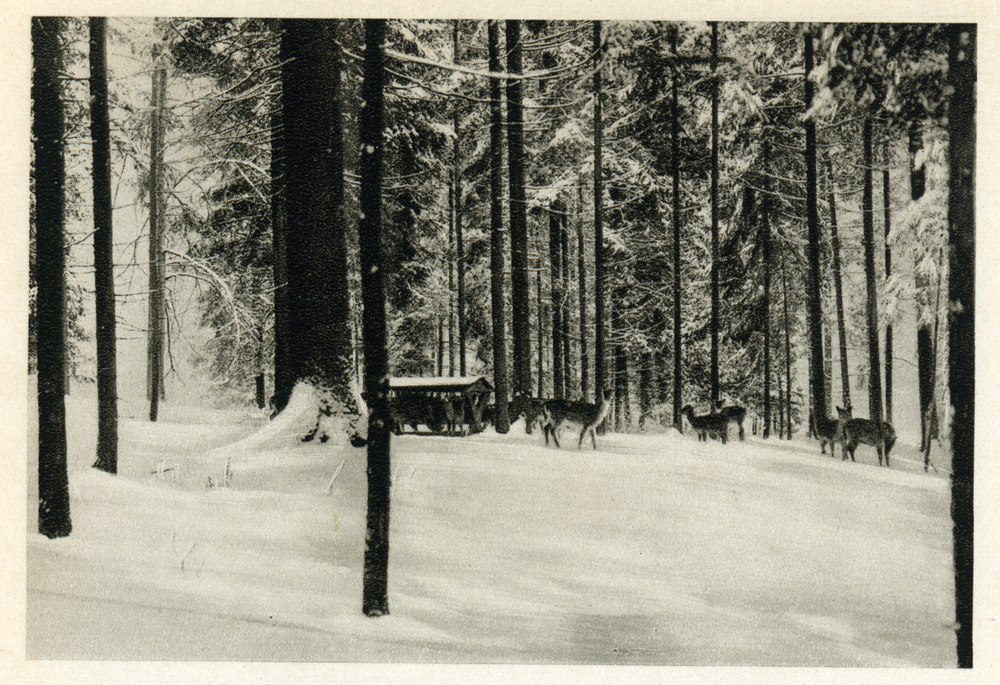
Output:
top-left (33, 16), bottom-right (71, 538)
top-left (90, 17), bottom-right (118, 474)
top-left (487, 21), bottom-right (510, 433)
top-left (506, 20), bottom-right (532, 401)
top-left (593, 20), bottom-right (606, 401)
top-left (947, 23), bottom-right (975, 669)
top-left (359, 18), bottom-right (391, 618)
top-left (281, 20), bottom-right (356, 420)
top-left (709, 21), bottom-right (721, 404)
top-left (804, 32), bottom-right (827, 431)
top-left (671, 26), bottom-right (683, 432)
top-left (826, 156), bottom-right (852, 411)
top-left (862, 117), bottom-right (883, 425)
top-left (147, 59), bottom-right (167, 420)
top-left (882, 137), bottom-right (893, 424)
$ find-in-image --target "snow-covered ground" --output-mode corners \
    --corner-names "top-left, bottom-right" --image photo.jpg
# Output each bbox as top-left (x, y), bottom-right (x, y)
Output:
top-left (19, 382), bottom-right (964, 680)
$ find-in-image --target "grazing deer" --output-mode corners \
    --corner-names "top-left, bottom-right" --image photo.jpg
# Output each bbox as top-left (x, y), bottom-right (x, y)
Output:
top-left (814, 407), bottom-right (849, 459)
top-left (540, 389), bottom-right (613, 450)
top-left (715, 403), bottom-right (747, 441)
top-left (681, 405), bottom-right (730, 444)
top-left (837, 406), bottom-right (897, 467)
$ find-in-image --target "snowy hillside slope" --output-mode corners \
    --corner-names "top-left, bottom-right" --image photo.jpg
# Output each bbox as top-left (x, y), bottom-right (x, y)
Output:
top-left (25, 384), bottom-right (956, 668)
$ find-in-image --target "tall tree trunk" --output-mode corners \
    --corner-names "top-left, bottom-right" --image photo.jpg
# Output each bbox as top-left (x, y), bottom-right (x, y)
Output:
top-left (826, 156), bottom-right (852, 411)
top-left (271, 101), bottom-right (292, 413)
top-left (487, 21), bottom-right (510, 433)
top-left (550, 200), bottom-right (565, 398)
top-left (537, 263), bottom-right (545, 397)
top-left (147, 57), bottom-right (167, 420)
top-left (90, 17), bottom-right (118, 474)
top-left (947, 23), bottom-right (975, 669)
top-left (910, 122), bottom-right (934, 449)
top-left (761, 138), bottom-right (771, 438)
top-left (671, 25), bottom-right (683, 432)
top-left (506, 20), bottom-right (532, 400)
top-left (862, 117), bottom-right (883, 425)
top-left (803, 32), bottom-right (827, 432)
top-left (592, 20), bottom-right (606, 400)
top-left (281, 20), bottom-right (357, 425)
top-left (453, 21), bottom-right (466, 377)
top-left (577, 183), bottom-right (589, 401)
top-left (709, 21), bottom-right (721, 404)
top-left (561, 210), bottom-right (571, 391)
top-left (448, 200), bottom-right (455, 376)
top-left (359, 18), bottom-right (391, 618)
top-left (781, 248), bottom-right (793, 439)
top-left (882, 136), bottom-right (893, 424)
top-left (33, 16), bottom-right (71, 538)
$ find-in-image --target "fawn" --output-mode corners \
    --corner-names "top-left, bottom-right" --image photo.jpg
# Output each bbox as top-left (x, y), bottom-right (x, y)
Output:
top-left (681, 405), bottom-right (730, 444)
top-left (837, 406), bottom-right (897, 467)
top-left (540, 389), bottom-right (613, 450)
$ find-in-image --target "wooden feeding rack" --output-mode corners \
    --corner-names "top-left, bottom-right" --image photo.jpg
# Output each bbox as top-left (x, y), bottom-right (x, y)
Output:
top-left (388, 376), bottom-right (493, 435)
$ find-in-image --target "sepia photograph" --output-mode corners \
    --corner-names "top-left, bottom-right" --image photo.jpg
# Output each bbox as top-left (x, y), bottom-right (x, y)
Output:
top-left (7, 3), bottom-right (993, 683)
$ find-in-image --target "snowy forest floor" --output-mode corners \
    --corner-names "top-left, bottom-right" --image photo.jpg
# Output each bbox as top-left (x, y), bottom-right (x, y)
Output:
top-left (25, 383), bottom-right (957, 667)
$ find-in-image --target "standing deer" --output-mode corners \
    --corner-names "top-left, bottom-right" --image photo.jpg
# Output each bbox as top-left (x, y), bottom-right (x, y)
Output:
top-left (540, 389), bottom-right (613, 450)
top-left (814, 407), bottom-right (849, 459)
top-left (837, 405), bottom-right (897, 466)
top-left (681, 405), bottom-right (730, 444)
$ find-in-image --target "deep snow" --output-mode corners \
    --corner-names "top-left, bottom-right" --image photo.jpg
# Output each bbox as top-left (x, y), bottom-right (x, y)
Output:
top-left (19, 381), bottom-right (961, 676)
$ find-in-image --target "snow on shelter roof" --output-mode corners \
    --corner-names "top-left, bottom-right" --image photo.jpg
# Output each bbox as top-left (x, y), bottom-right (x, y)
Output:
top-left (389, 376), bottom-right (493, 394)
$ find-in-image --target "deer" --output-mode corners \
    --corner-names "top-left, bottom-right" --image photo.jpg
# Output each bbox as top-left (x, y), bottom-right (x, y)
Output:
top-left (440, 396), bottom-right (467, 437)
top-left (714, 402), bottom-right (747, 441)
top-left (681, 405), bottom-right (730, 444)
top-left (814, 407), bottom-right (850, 459)
top-left (540, 389), bottom-right (613, 450)
top-left (837, 405), bottom-right (897, 467)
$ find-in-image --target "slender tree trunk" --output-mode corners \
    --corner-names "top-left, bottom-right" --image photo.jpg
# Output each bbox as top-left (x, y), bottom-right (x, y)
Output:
top-left (947, 23), bottom-right (975, 669)
top-left (437, 317), bottom-right (444, 376)
top-left (826, 156), bottom-right (852, 411)
top-left (90, 17), bottom-right (118, 473)
top-left (593, 20), bottom-right (606, 399)
top-left (448, 202), bottom-right (455, 376)
top-left (761, 138), bottom-right (771, 438)
top-left (709, 21), bottom-right (721, 404)
top-left (506, 20), bottom-right (532, 400)
top-left (862, 117), bottom-right (883, 425)
top-left (671, 26), bottom-right (683, 432)
top-left (804, 32), bottom-right (827, 432)
top-left (781, 249), bottom-right (793, 439)
top-left (910, 122), bottom-right (934, 449)
top-left (639, 352), bottom-right (652, 429)
top-left (550, 200), bottom-right (565, 398)
top-left (488, 21), bottom-right (510, 432)
top-left (34, 16), bottom-right (71, 538)
top-left (147, 58), bottom-right (167, 420)
top-left (537, 264), bottom-right (545, 397)
top-left (561, 210), bottom-right (571, 391)
top-left (453, 21), bottom-right (466, 377)
top-left (271, 101), bottom-right (292, 413)
top-left (359, 18), bottom-right (391, 618)
top-left (577, 183), bottom-right (589, 401)
top-left (882, 136), bottom-right (893, 424)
